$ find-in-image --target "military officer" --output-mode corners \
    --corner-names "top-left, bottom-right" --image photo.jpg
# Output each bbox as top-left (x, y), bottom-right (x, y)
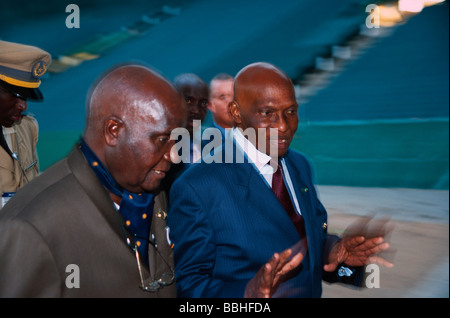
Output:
top-left (0, 40), bottom-right (51, 208)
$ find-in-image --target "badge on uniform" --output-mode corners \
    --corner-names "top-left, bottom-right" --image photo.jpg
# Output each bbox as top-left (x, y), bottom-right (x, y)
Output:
top-left (1, 192), bottom-right (15, 208)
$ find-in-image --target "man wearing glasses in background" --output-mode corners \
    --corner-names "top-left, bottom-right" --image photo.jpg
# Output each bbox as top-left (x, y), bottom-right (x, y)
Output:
top-left (0, 64), bottom-right (186, 297)
top-left (0, 40), bottom-right (51, 209)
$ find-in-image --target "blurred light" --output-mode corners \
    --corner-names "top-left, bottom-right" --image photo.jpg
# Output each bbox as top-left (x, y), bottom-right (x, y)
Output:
top-left (378, 5), bottom-right (403, 26)
top-left (423, 0), bottom-right (446, 7)
top-left (398, 0), bottom-right (445, 12)
top-left (399, 0), bottom-right (424, 12)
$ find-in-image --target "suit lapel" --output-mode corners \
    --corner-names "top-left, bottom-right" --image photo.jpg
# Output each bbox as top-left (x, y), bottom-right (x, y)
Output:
top-left (67, 147), bottom-right (125, 236)
top-left (283, 153), bottom-right (312, 218)
top-left (283, 152), bottom-right (318, 269)
top-left (148, 192), bottom-right (168, 279)
top-left (233, 161), bottom-right (300, 243)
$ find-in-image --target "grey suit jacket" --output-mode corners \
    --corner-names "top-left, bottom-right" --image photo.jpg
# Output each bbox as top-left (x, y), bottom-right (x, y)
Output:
top-left (0, 147), bottom-right (176, 297)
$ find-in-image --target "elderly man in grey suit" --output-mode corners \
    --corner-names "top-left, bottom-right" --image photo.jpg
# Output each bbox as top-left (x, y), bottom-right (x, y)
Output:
top-left (0, 64), bottom-right (187, 297)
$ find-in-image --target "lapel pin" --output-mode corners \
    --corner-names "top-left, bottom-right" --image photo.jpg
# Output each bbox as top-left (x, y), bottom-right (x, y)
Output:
top-left (322, 222), bottom-right (327, 230)
top-left (157, 210), bottom-right (167, 220)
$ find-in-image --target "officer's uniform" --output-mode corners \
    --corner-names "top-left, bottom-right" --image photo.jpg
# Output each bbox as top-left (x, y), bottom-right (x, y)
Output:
top-left (0, 40), bottom-right (51, 208)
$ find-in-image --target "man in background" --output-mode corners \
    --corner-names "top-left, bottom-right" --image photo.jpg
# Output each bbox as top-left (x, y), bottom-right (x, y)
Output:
top-left (174, 73), bottom-right (209, 145)
top-left (164, 73), bottom-right (210, 193)
top-left (0, 40), bottom-right (51, 208)
top-left (208, 73), bottom-right (235, 133)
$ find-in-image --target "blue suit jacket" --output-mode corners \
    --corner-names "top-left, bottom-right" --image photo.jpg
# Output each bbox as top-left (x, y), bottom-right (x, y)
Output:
top-left (168, 146), bottom-right (361, 298)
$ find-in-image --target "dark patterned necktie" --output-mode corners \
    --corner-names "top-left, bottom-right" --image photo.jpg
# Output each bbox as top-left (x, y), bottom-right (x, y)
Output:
top-left (271, 160), bottom-right (307, 240)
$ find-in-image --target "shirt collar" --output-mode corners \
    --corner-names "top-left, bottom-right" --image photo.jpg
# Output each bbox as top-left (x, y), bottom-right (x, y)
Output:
top-left (2, 126), bottom-right (15, 135)
top-left (233, 127), bottom-right (272, 172)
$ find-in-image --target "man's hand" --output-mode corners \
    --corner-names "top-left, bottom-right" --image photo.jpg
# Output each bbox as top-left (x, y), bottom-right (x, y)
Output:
top-left (324, 216), bottom-right (394, 272)
top-left (244, 246), bottom-right (304, 298)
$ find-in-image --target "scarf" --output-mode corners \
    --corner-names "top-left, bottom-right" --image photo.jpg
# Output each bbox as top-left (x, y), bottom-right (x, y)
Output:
top-left (79, 138), bottom-right (154, 265)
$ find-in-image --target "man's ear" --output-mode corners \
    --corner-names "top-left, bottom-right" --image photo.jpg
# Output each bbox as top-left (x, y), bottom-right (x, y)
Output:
top-left (104, 118), bottom-right (123, 146)
top-left (229, 101), bottom-right (241, 124)
top-left (207, 100), bottom-right (215, 112)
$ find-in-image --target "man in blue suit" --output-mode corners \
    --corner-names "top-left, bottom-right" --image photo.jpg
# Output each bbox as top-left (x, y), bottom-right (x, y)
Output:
top-left (168, 62), bottom-right (392, 298)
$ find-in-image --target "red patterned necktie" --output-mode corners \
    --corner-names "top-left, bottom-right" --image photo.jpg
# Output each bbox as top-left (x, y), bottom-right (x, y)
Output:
top-left (271, 160), bottom-right (307, 240)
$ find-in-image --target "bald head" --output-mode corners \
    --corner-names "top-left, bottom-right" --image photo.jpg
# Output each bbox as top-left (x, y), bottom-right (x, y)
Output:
top-left (233, 62), bottom-right (294, 107)
top-left (83, 64), bottom-right (187, 193)
top-left (85, 65), bottom-right (183, 140)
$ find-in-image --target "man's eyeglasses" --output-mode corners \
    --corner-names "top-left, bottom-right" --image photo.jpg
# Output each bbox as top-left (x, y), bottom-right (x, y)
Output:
top-left (127, 236), bottom-right (175, 292)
